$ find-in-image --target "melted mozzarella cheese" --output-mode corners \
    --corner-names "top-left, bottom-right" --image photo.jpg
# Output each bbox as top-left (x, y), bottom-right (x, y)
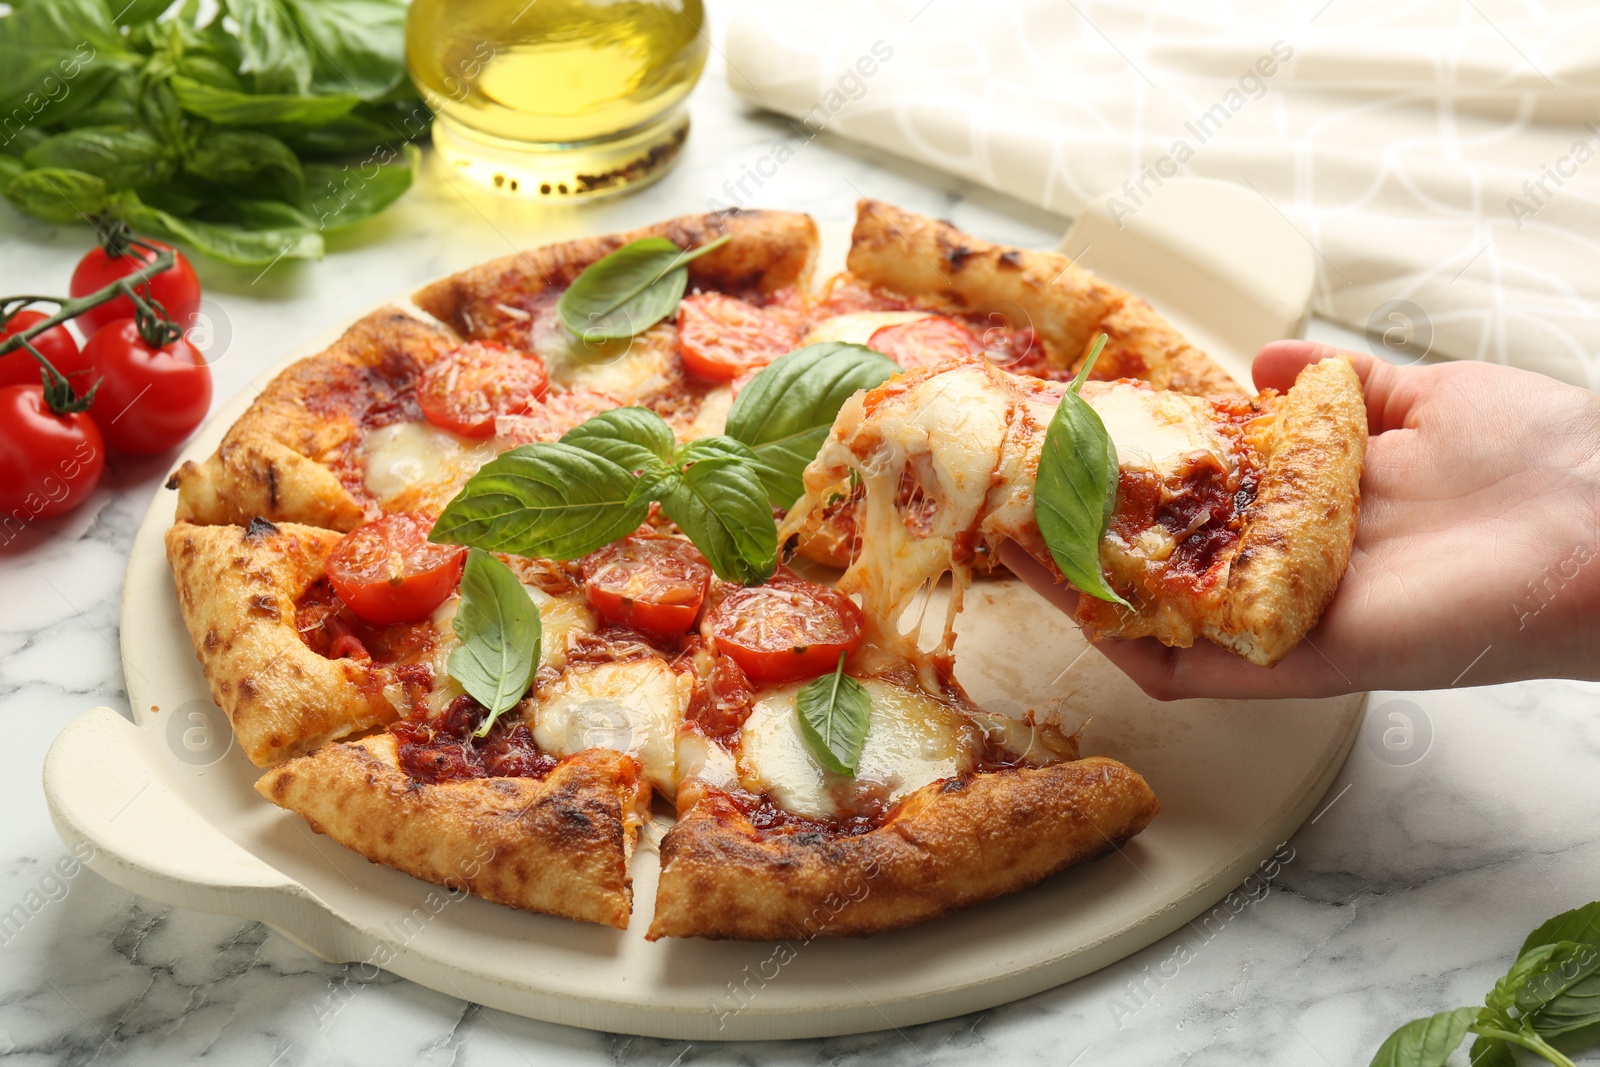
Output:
top-left (362, 422), bottom-right (497, 509)
top-left (1082, 382), bottom-right (1230, 478)
top-left (736, 678), bottom-right (973, 820)
top-left (522, 586), bottom-right (596, 670)
top-left (529, 312), bottom-right (678, 398)
top-left (803, 310), bottom-right (931, 347)
top-left (531, 658), bottom-right (691, 793)
top-left (683, 383), bottom-right (733, 439)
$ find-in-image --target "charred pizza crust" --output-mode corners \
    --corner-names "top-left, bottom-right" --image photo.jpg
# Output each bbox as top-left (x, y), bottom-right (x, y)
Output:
top-left (169, 309), bottom-right (461, 530)
top-left (257, 733), bottom-right (649, 928)
top-left (165, 518), bottom-right (396, 767)
top-left (412, 208), bottom-right (818, 345)
top-left (649, 756), bottom-right (1159, 940)
top-left (844, 199), bottom-right (1241, 396)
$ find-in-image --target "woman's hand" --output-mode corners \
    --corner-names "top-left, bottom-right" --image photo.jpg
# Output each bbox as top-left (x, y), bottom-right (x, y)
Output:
top-left (1001, 340), bottom-right (1600, 699)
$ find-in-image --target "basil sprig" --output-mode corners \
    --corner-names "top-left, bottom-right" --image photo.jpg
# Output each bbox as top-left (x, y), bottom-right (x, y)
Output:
top-left (724, 342), bottom-right (900, 507)
top-left (447, 549), bottom-right (542, 737)
top-left (1370, 899), bottom-right (1600, 1067)
top-left (432, 406), bottom-right (777, 585)
top-left (557, 235), bottom-right (731, 342)
top-left (795, 653), bottom-right (872, 776)
top-left (1032, 334), bottom-right (1130, 608)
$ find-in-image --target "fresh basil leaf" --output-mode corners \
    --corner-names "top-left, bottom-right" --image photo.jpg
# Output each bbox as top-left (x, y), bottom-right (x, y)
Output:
top-left (24, 125), bottom-right (173, 191)
top-left (724, 342), bottom-right (900, 507)
top-left (447, 548), bottom-right (541, 738)
top-left (0, 0), bottom-right (130, 110)
top-left (1368, 1007), bottom-right (1478, 1067)
top-left (277, 104), bottom-right (416, 157)
top-left (1485, 942), bottom-right (1561, 1013)
top-left (282, 0), bottom-right (408, 101)
top-left (1517, 942), bottom-right (1600, 1015)
top-left (1520, 902), bottom-right (1600, 958)
top-left (65, 68), bottom-right (142, 128)
top-left (560, 405), bottom-right (676, 474)
top-left (169, 75), bottom-right (360, 127)
top-left (177, 54), bottom-right (245, 91)
top-left (0, 156), bottom-right (25, 186)
top-left (117, 193), bottom-right (323, 265)
top-left (224, 0), bottom-right (314, 95)
top-left (116, 0), bottom-right (177, 25)
top-left (655, 437), bottom-right (777, 585)
top-left (557, 234), bottom-right (731, 341)
top-left (3, 167), bottom-right (108, 223)
top-left (185, 128), bottom-right (304, 198)
top-left (796, 654), bottom-right (871, 776)
top-left (1034, 335), bottom-right (1129, 607)
top-left (1530, 971), bottom-right (1600, 1039)
top-left (301, 146), bottom-right (415, 231)
top-left (432, 443), bottom-right (648, 561)
top-left (1465, 1034), bottom-right (1514, 1067)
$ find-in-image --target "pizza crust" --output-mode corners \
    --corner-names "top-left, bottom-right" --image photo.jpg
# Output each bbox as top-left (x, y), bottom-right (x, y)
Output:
top-left (412, 208), bottom-right (819, 344)
top-left (844, 199), bottom-right (1242, 396)
top-left (164, 519), bottom-right (397, 767)
top-left (1207, 355), bottom-right (1366, 665)
top-left (647, 756), bottom-right (1159, 940)
top-left (168, 309), bottom-right (462, 530)
top-left (256, 733), bottom-right (650, 928)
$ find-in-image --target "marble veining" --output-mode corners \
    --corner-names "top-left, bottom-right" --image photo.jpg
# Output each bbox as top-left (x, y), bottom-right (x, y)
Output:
top-left (2, 17), bottom-right (1598, 1067)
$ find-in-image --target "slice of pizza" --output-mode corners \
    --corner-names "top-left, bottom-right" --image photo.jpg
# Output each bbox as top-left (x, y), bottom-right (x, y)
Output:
top-left (645, 569), bottom-right (1160, 940)
top-left (782, 352), bottom-right (1366, 667)
top-left (169, 209), bottom-right (822, 531)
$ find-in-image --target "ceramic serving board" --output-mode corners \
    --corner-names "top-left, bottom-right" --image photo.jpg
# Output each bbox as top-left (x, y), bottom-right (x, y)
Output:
top-left (43, 182), bottom-right (1359, 1040)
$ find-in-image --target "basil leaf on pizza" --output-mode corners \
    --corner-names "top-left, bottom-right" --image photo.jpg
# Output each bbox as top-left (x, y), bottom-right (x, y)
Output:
top-left (1034, 335), bottom-right (1131, 608)
top-left (557, 234), bottom-right (731, 342)
top-left (655, 437), bottom-right (778, 586)
top-left (796, 653), bottom-right (872, 776)
top-left (447, 548), bottom-right (541, 737)
top-left (431, 442), bottom-right (648, 560)
top-left (725, 342), bottom-right (900, 507)
top-left (560, 405), bottom-right (676, 475)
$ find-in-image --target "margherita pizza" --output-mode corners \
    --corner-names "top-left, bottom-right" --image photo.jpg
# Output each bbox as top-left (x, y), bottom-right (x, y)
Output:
top-left (162, 200), bottom-right (1363, 937)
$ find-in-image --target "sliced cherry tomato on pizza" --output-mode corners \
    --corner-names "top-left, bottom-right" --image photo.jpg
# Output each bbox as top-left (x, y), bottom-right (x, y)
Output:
top-left (417, 342), bottom-right (549, 437)
top-left (676, 292), bottom-right (798, 381)
top-left (709, 571), bottom-right (865, 683)
top-left (581, 535), bottom-right (713, 638)
top-left (326, 513), bottom-right (467, 625)
top-left (0, 384), bottom-right (105, 521)
top-left (0, 311), bottom-right (92, 392)
top-left (868, 316), bottom-right (981, 370)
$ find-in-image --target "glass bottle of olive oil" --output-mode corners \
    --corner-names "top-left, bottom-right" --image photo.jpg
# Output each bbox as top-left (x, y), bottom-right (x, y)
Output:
top-left (407, 0), bottom-right (708, 200)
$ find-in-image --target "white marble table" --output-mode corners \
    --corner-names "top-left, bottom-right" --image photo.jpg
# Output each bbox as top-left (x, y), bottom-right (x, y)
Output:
top-left (2, 32), bottom-right (1597, 1067)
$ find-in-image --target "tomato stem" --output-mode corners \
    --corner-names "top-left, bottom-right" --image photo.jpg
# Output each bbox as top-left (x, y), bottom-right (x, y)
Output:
top-left (0, 246), bottom-right (176, 358)
top-left (20, 337), bottom-right (98, 416)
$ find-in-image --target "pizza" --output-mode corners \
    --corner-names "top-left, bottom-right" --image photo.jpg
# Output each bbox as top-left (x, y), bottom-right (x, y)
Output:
top-left (160, 200), bottom-right (1360, 937)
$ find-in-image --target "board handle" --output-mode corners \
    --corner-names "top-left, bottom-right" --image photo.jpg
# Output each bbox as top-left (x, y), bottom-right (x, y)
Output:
top-left (44, 707), bottom-right (311, 920)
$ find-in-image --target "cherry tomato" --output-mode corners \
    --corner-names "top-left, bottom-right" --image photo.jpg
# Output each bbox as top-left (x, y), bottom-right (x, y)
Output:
top-left (0, 311), bottom-right (91, 392)
top-left (676, 292), bottom-right (798, 381)
top-left (82, 319), bottom-right (211, 455)
top-left (417, 341), bottom-right (550, 437)
top-left (0, 385), bottom-right (105, 521)
top-left (70, 239), bottom-right (201, 336)
top-left (326, 514), bottom-right (467, 626)
top-left (709, 571), bottom-right (865, 683)
top-left (868, 316), bottom-right (981, 370)
top-left (581, 535), bottom-right (712, 638)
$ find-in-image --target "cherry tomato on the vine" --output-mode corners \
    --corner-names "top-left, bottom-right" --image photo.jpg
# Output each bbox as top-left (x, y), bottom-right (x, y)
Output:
top-left (82, 319), bottom-right (211, 455)
top-left (70, 239), bottom-right (201, 335)
top-left (0, 384), bottom-right (105, 521)
top-left (0, 310), bottom-right (93, 392)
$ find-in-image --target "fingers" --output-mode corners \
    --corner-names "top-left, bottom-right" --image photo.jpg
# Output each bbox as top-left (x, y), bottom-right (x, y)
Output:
top-left (1252, 340), bottom-right (1418, 436)
top-left (1000, 540), bottom-right (1357, 700)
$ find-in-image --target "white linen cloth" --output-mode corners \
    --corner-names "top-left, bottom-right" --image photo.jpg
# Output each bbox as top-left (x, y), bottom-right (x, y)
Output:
top-left (723, 0), bottom-right (1600, 387)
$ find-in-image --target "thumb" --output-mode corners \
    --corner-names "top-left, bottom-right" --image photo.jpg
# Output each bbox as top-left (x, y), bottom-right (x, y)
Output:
top-left (1252, 340), bottom-right (1415, 435)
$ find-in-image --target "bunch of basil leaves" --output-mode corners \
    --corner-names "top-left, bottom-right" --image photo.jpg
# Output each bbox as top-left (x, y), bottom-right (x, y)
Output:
top-left (0, 0), bottom-right (424, 266)
top-left (1371, 900), bottom-right (1600, 1067)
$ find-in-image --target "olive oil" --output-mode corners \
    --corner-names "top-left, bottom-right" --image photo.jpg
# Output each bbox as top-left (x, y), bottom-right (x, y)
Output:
top-left (407, 0), bottom-right (708, 200)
